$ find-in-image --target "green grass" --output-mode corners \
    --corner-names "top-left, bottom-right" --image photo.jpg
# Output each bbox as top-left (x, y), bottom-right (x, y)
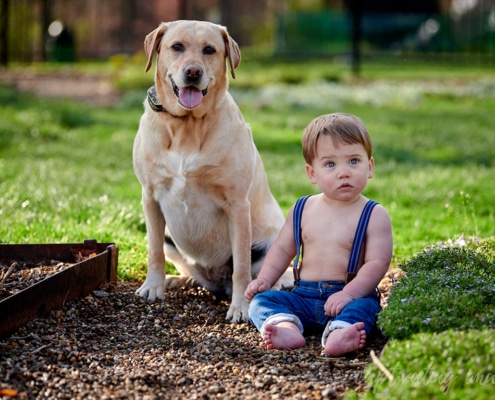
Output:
top-left (0, 85), bottom-right (147, 280)
top-left (1, 59), bottom-right (495, 277)
top-left (233, 77), bottom-right (495, 262)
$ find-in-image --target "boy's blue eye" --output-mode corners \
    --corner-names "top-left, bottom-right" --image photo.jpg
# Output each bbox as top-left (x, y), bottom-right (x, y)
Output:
top-left (326, 161), bottom-right (335, 168)
top-left (350, 159), bottom-right (359, 165)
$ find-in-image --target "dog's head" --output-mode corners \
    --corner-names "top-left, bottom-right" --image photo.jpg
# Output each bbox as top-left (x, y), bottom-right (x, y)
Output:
top-left (144, 20), bottom-right (240, 112)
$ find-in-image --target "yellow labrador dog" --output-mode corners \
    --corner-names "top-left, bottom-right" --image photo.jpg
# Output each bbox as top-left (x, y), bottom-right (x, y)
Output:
top-left (133, 20), bottom-right (289, 322)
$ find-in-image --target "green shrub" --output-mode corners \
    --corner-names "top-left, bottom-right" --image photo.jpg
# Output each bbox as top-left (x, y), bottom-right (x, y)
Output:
top-left (353, 240), bottom-right (495, 399)
top-left (359, 329), bottom-right (495, 399)
top-left (378, 241), bottom-right (495, 340)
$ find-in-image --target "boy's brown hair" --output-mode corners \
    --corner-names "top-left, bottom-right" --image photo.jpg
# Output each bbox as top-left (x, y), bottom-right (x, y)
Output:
top-left (302, 113), bottom-right (373, 164)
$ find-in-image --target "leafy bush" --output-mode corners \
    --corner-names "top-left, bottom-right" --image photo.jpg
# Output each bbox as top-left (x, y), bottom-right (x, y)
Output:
top-left (351, 239), bottom-right (495, 399)
top-left (359, 329), bottom-right (495, 399)
top-left (378, 240), bottom-right (495, 340)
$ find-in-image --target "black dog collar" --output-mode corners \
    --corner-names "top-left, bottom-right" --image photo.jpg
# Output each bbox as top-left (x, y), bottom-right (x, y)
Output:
top-left (147, 85), bottom-right (165, 112)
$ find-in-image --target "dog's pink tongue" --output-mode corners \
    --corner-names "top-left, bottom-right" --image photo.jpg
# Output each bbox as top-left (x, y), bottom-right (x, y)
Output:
top-left (179, 86), bottom-right (203, 109)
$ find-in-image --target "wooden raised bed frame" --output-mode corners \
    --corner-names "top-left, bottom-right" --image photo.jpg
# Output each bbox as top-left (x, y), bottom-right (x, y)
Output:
top-left (0, 239), bottom-right (118, 338)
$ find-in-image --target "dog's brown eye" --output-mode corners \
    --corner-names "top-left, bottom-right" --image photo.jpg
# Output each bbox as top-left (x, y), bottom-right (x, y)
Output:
top-left (203, 46), bottom-right (216, 55)
top-left (171, 43), bottom-right (184, 52)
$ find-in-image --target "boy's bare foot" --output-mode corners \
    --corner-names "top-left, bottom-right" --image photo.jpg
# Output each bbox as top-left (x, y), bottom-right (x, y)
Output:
top-left (323, 322), bottom-right (366, 356)
top-left (263, 321), bottom-right (306, 350)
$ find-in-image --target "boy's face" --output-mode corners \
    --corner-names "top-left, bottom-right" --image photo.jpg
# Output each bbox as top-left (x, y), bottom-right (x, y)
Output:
top-left (305, 135), bottom-right (374, 202)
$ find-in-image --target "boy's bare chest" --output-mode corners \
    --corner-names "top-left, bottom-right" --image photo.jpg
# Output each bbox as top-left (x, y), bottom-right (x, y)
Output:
top-left (303, 219), bottom-right (354, 250)
top-left (301, 209), bottom-right (362, 253)
top-left (299, 213), bottom-right (359, 279)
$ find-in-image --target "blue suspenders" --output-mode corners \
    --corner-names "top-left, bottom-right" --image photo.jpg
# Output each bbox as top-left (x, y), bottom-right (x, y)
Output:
top-left (292, 195), bottom-right (311, 281)
top-left (292, 196), bottom-right (378, 284)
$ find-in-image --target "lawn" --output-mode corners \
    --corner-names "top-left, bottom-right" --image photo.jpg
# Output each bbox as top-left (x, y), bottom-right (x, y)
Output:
top-left (1, 59), bottom-right (494, 279)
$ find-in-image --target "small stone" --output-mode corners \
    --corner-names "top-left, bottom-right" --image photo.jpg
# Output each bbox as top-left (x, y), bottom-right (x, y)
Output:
top-left (207, 385), bottom-right (225, 394)
top-left (92, 290), bottom-right (110, 298)
top-left (322, 387), bottom-right (336, 397)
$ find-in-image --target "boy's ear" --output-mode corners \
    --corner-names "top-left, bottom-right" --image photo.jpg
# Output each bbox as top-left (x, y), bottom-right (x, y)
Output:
top-left (306, 164), bottom-right (317, 184)
top-left (368, 156), bottom-right (375, 178)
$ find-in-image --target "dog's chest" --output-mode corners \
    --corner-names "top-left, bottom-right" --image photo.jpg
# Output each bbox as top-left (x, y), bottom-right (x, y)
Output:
top-left (152, 150), bottom-right (215, 210)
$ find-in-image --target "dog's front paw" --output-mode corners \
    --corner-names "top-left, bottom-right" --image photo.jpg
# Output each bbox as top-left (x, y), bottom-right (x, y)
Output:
top-left (135, 271), bottom-right (166, 301)
top-left (135, 281), bottom-right (165, 301)
top-left (226, 298), bottom-right (250, 323)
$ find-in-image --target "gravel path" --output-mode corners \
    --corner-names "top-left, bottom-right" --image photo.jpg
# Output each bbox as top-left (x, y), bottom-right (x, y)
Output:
top-left (0, 273), bottom-right (399, 399)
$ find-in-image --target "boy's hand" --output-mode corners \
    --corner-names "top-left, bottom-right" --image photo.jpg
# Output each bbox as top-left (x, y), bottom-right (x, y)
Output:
top-left (324, 291), bottom-right (355, 317)
top-left (244, 278), bottom-right (271, 303)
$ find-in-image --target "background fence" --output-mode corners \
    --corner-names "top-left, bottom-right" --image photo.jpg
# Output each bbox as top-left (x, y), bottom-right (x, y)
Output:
top-left (1, 0), bottom-right (494, 65)
top-left (275, 8), bottom-right (495, 64)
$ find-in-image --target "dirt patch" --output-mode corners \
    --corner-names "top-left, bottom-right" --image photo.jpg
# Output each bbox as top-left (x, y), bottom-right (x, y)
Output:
top-left (0, 261), bottom-right (72, 301)
top-left (0, 250), bottom-right (100, 302)
top-left (0, 69), bottom-right (120, 106)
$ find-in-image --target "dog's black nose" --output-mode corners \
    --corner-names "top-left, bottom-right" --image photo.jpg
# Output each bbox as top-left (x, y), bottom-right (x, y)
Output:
top-left (184, 64), bottom-right (203, 81)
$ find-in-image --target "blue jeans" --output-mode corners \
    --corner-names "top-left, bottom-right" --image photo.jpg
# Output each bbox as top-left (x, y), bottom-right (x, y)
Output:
top-left (248, 280), bottom-right (381, 346)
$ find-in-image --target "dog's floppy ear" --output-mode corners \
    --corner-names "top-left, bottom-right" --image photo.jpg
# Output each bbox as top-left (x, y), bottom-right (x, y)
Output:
top-left (144, 23), bottom-right (167, 73)
top-left (221, 28), bottom-right (241, 80)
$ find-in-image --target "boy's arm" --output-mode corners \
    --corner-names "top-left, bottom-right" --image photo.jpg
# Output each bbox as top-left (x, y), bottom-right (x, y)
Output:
top-left (245, 206), bottom-right (297, 302)
top-left (325, 205), bottom-right (393, 316)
